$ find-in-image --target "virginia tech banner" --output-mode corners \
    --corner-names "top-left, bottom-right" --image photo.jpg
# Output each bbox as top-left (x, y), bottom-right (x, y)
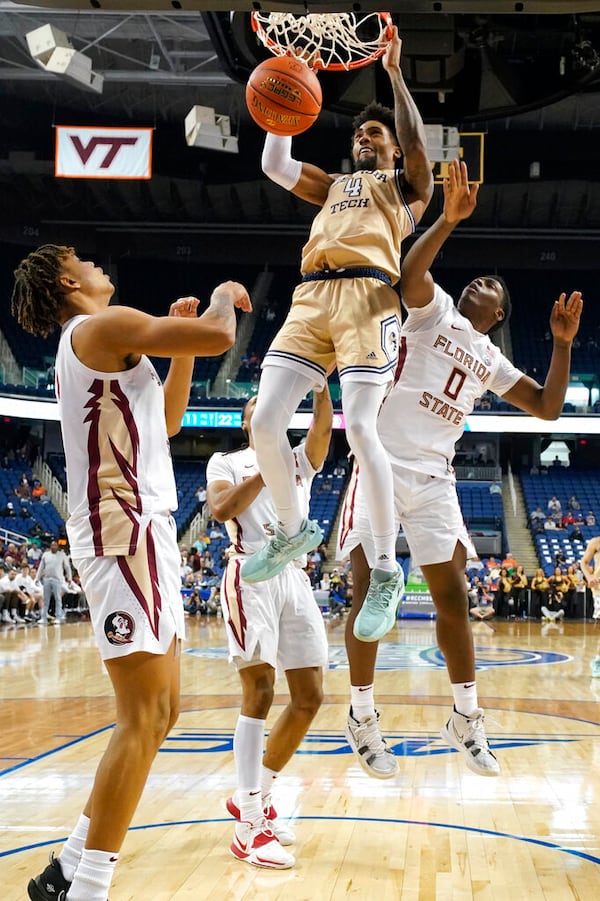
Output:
top-left (55, 126), bottom-right (153, 179)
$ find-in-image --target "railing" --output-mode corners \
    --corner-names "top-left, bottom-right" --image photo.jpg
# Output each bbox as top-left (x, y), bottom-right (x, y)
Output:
top-left (0, 525), bottom-right (29, 545)
top-left (506, 461), bottom-right (518, 517)
top-left (22, 367), bottom-right (46, 388)
top-left (36, 458), bottom-right (69, 520)
top-left (454, 465), bottom-right (501, 481)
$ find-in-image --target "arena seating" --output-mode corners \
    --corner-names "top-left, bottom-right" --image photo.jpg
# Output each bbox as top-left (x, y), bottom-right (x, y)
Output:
top-left (521, 468), bottom-right (600, 574)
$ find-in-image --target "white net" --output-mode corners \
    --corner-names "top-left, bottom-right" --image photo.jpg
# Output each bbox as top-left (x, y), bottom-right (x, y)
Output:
top-left (251, 12), bottom-right (392, 71)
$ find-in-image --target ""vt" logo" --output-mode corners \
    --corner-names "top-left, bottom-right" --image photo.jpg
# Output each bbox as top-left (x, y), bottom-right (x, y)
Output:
top-left (70, 135), bottom-right (138, 168)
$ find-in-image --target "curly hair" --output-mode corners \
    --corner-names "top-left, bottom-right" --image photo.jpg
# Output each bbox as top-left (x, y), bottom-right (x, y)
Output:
top-left (11, 244), bottom-right (74, 338)
top-left (352, 101), bottom-right (399, 147)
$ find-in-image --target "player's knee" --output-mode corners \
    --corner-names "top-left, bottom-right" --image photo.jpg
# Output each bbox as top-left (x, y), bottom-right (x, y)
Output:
top-left (291, 684), bottom-right (323, 718)
top-left (251, 404), bottom-right (277, 444)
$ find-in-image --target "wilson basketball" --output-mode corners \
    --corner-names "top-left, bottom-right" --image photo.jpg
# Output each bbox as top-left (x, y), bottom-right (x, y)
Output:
top-left (246, 55), bottom-right (322, 137)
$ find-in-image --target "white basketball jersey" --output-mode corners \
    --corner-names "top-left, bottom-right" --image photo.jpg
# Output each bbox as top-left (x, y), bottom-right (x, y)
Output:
top-left (206, 443), bottom-right (317, 558)
top-left (56, 315), bottom-right (177, 557)
top-left (378, 283), bottom-right (523, 478)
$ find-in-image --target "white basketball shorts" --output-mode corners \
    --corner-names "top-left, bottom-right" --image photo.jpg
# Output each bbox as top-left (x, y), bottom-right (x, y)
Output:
top-left (73, 513), bottom-right (185, 661)
top-left (338, 464), bottom-right (475, 568)
top-left (221, 558), bottom-right (328, 672)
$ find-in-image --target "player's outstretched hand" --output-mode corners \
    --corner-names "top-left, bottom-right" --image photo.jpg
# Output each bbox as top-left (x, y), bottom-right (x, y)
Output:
top-left (443, 158), bottom-right (479, 225)
top-left (382, 25), bottom-right (402, 72)
top-left (169, 296), bottom-right (200, 318)
top-left (213, 281), bottom-right (253, 313)
top-left (549, 291), bottom-right (583, 345)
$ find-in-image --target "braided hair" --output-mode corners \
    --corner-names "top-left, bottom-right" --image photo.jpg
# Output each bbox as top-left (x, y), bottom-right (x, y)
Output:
top-left (352, 101), bottom-right (399, 147)
top-left (11, 244), bottom-right (74, 338)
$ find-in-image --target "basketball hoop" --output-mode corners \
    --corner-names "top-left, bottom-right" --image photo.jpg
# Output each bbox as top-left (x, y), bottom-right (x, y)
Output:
top-left (250, 11), bottom-right (394, 72)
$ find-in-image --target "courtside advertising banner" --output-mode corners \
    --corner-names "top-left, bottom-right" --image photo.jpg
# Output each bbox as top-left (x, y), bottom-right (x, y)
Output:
top-left (55, 126), bottom-right (153, 179)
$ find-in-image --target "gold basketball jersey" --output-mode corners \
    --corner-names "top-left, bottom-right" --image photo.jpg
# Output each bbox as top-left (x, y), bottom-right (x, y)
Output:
top-left (300, 168), bottom-right (415, 284)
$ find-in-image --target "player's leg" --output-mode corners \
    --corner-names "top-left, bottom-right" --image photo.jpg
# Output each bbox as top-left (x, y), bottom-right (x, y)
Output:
top-left (227, 662), bottom-right (295, 869)
top-left (252, 365), bottom-right (315, 538)
top-left (423, 546), bottom-right (499, 776)
top-left (28, 642), bottom-right (181, 901)
top-left (257, 665), bottom-right (323, 843)
top-left (344, 544), bottom-right (398, 778)
top-left (242, 365), bottom-right (323, 583)
top-left (342, 382), bottom-right (405, 641)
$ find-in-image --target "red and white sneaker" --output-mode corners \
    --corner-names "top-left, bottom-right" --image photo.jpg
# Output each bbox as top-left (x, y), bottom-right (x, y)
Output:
top-left (230, 820), bottom-right (295, 869)
top-left (225, 795), bottom-right (296, 845)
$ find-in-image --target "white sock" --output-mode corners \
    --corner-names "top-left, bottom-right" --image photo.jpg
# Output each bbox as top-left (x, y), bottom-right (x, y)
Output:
top-left (66, 848), bottom-right (118, 901)
top-left (233, 714), bottom-right (266, 824)
top-left (350, 684), bottom-right (375, 720)
top-left (260, 764), bottom-right (278, 802)
top-left (451, 681), bottom-right (479, 717)
top-left (58, 813), bottom-right (90, 882)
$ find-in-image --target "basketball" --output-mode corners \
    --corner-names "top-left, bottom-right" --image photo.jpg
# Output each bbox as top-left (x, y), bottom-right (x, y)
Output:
top-left (245, 55), bottom-right (322, 137)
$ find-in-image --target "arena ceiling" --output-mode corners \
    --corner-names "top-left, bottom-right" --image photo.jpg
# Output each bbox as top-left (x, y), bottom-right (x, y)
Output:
top-left (1, 1), bottom-right (600, 250)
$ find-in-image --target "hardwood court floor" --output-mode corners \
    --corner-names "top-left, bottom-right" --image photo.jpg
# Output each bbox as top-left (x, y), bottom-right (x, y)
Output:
top-left (2, 615), bottom-right (600, 900)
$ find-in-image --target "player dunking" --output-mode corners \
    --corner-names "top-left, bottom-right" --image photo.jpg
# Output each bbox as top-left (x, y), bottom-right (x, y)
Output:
top-left (206, 386), bottom-right (332, 869)
top-left (241, 27), bottom-right (433, 636)
top-left (12, 245), bottom-right (251, 901)
top-left (341, 159), bottom-right (583, 778)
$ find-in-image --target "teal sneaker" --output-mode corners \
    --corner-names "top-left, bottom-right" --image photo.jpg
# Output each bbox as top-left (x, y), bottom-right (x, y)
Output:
top-left (353, 566), bottom-right (405, 642)
top-left (591, 656), bottom-right (600, 678)
top-left (241, 519), bottom-right (323, 584)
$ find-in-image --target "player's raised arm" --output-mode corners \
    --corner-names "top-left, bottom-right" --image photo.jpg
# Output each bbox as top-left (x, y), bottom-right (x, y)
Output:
top-left (401, 159), bottom-right (478, 308)
top-left (382, 25), bottom-right (433, 217)
top-left (79, 280), bottom-right (252, 365)
top-left (502, 290), bottom-right (583, 420)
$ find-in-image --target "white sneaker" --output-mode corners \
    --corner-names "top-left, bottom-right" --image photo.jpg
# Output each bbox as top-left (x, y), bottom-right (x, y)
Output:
top-left (225, 794), bottom-right (295, 845)
top-left (440, 706), bottom-right (500, 776)
top-left (230, 820), bottom-right (295, 869)
top-left (345, 707), bottom-right (398, 779)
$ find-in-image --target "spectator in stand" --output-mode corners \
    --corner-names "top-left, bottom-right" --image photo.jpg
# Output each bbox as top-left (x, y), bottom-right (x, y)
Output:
top-left (31, 479), bottom-right (48, 502)
top-left (0, 501), bottom-right (16, 518)
top-left (561, 510), bottom-right (576, 529)
top-left (554, 549), bottom-right (567, 568)
top-left (530, 569), bottom-right (550, 619)
top-left (14, 475), bottom-right (31, 502)
top-left (586, 511), bottom-right (596, 526)
top-left (567, 494), bottom-right (581, 511)
top-left (501, 552), bottom-right (517, 573)
top-left (510, 565), bottom-right (529, 619)
top-left (489, 481), bottom-right (502, 496)
top-left (196, 485), bottom-right (207, 510)
top-left (544, 516), bottom-right (557, 531)
top-left (530, 506), bottom-right (545, 524)
top-left (569, 524), bottom-right (584, 543)
top-left (547, 495), bottom-right (562, 514)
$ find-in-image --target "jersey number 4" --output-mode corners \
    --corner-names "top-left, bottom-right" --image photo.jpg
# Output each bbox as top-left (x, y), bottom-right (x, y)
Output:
top-left (344, 177), bottom-right (363, 198)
